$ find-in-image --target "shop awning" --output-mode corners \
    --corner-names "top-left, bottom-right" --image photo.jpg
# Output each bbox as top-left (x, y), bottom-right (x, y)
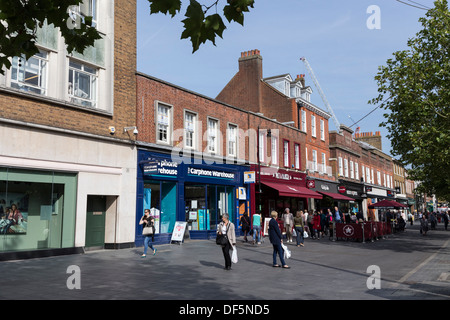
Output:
top-left (262, 182), bottom-right (323, 199)
top-left (317, 191), bottom-right (354, 201)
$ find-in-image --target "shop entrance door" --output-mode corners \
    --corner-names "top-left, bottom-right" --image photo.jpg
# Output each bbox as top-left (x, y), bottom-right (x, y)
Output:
top-left (85, 195), bottom-right (106, 248)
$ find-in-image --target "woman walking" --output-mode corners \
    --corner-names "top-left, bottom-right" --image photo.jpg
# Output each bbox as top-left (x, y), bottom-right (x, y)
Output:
top-left (139, 209), bottom-right (156, 258)
top-left (268, 211), bottom-right (290, 269)
top-left (294, 211), bottom-right (305, 247)
top-left (217, 213), bottom-right (236, 270)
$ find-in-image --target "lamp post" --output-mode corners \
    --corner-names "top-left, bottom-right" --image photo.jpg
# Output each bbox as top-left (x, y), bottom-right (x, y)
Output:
top-left (257, 126), bottom-right (271, 213)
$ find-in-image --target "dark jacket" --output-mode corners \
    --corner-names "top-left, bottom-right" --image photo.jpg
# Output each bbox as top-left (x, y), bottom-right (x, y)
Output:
top-left (268, 218), bottom-right (282, 245)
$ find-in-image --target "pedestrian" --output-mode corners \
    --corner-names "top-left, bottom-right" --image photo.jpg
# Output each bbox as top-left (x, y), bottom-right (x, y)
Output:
top-left (430, 212), bottom-right (437, 230)
top-left (307, 210), bottom-right (314, 239)
top-left (282, 208), bottom-right (294, 243)
top-left (420, 215), bottom-right (429, 236)
top-left (139, 209), bottom-right (156, 258)
top-left (217, 213), bottom-right (236, 270)
top-left (252, 210), bottom-right (262, 244)
top-left (239, 212), bottom-right (250, 242)
top-left (312, 211), bottom-right (321, 239)
top-left (327, 208), bottom-right (334, 240)
top-left (294, 210), bottom-right (305, 247)
top-left (320, 209), bottom-right (327, 237)
top-left (268, 210), bottom-right (290, 269)
top-left (443, 211), bottom-right (449, 231)
top-left (334, 206), bottom-right (342, 223)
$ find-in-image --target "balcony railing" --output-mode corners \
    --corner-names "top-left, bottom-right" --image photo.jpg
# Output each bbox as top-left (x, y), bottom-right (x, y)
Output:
top-left (307, 161), bottom-right (332, 175)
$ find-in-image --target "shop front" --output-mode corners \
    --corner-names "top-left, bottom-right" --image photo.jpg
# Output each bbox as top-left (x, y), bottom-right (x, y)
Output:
top-left (337, 180), bottom-right (365, 218)
top-left (136, 150), bottom-right (249, 245)
top-left (365, 186), bottom-right (388, 221)
top-left (307, 179), bottom-right (354, 214)
top-left (250, 165), bottom-right (322, 219)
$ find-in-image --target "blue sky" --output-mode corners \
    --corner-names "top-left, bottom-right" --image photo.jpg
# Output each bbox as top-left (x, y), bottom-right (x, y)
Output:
top-left (136, 0), bottom-right (437, 156)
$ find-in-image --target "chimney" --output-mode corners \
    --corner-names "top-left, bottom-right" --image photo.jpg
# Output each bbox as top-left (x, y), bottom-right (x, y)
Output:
top-left (355, 131), bottom-right (383, 150)
top-left (300, 74), bottom-right (305, 87)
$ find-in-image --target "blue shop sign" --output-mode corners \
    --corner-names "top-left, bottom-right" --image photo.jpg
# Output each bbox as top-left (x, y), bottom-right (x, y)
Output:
top-left (187, 166), bottom-right (235, 181)
top-left (143, 158), bottom-right (179, 179)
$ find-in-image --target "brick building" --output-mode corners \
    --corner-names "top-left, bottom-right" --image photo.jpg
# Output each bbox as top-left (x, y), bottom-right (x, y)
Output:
top-left (0, 0), bottom-right (137, 259)
top-left (134, 72), bottom-right (323, 243)
top-left (217, 50), bottom-right (337, 212)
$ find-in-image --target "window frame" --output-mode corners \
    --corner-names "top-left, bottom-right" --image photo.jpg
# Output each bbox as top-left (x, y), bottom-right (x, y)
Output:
top-left (283, 139), bottom-right (290, 168)
top-left (10, 50), bottom-right (48, 96)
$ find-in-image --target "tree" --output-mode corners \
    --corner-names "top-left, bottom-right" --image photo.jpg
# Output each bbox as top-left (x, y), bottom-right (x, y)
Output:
top-left (371, 0), bottom-right (450, 201)
top-left (148, 0), bottom-right (254, 52)
top-left (0, 0), bottom-right (102, 74)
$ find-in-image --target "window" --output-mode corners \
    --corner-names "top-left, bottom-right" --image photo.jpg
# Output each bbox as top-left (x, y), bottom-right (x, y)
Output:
top-left (207, 118), bottom-right (219, 154)
top-left (258, 130), bottom-right (265, 163)
top-left (321, 152), bottom-right (326, 174)
top-left (371, 169), bottom-right (374, 184)
top-left (184, 112), bottom-right (196, 149)
top-left (283, 140), bottom-right (289, 167)
top-left (355, 162), bottom-right (359, 181)
top-left (70, 0), bottom-right (98, 28)
top-left (312, 150), bottom-right (317, 172)
top-left (320, 119), bottom-right (325, 140)
top-left (68, 60), bottom-right (97, 108)
top-left (311, 115), bottom-right (316, 137)
top-left (377, 171), bottom-right (381, 185)
top-left (344, 159), bottom-right (348, 177)
top-left (11, 51), bottom-right (48, 95)
top-left (156, 103), bottom-right (171, 143)
top-left (361, 165), bottom-right (365, 182)
top-left (271, 136), bottom-right (278, 165)
top-left (227, 124), bottom-right (237, 157)
top-left (338, 157), bottom-right (343, 176)
top-left (301, 110), bottom-right (307, 133)
top-left (366, 167), bottom-right (371, 183)
top-left (294, 144), bottom-right (300, 169)
top-left (350, 160), bottom-right (354, 179)
top-left (384, 173), bottom-right (387, 187)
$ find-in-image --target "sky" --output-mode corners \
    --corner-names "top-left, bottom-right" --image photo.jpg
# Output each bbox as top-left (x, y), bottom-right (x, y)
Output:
top-left (136, 0), bottom-right (438, 157)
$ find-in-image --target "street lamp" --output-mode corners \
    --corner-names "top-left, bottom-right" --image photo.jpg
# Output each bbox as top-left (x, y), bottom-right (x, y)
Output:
top-left (257, 126), bottom-right (271, 213)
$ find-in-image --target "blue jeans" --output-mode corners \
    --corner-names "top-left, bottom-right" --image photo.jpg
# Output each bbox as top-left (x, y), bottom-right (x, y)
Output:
top-left (143, 236), bottom-right (155, 255)
top-left (272, 243), bottom-right (286, 266)
top-left (294, 226), bottom-right (304, 245)
top-left (253, 225), bottom-right (261, 242)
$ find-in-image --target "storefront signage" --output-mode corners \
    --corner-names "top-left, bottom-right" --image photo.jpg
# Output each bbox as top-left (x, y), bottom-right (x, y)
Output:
top-left (143, 159), bottom-right (179, 177)
top-left (187, 167), bottom-right (235, 180)
top-left (338, 186), bottom-right (346, 193)
top-left (307, 180), bottom-right (315, 189)
top-left (171, 221), bottom-right (187, 242)
top-left (244, 171), bottom-right (256, 183)
top-left (320, 184), bottom-right (330, 191)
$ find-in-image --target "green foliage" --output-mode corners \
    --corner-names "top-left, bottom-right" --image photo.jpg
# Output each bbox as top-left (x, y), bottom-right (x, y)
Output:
top-left (0, 0), bottom-right (101, 74)
top-left (148, 0), bottom-right (254, 52)
top-left (371, 0), bottom-right (450, 200)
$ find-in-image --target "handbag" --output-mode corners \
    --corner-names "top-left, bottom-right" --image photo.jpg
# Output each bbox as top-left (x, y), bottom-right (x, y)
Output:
top-left (142, 221), bottom-right (154, 236)
top-left (216, 222), bottom-right (230, 246)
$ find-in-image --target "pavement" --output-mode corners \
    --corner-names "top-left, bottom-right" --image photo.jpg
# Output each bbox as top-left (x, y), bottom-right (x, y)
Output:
top-left (1, 223), bottom-right (449, 304)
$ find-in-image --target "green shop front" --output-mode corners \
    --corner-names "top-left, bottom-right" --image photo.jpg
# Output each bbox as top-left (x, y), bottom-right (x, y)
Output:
top-left (0, 167), bottom-right (77, 259)
top-left (136, 150), bottom-right (249, 246)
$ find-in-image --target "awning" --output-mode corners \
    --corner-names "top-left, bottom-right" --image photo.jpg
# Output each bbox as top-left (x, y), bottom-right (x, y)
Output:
top-left (318, 191), bottom-right (354, 201)
top-left (262, 181), bottom-right (323, 199)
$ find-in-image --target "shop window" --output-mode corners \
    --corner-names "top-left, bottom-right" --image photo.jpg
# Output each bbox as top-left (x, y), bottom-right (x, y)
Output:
top-left (143, 180), bottom-right (177, 234)
top-left (0, 167), bottom-right (76, 252)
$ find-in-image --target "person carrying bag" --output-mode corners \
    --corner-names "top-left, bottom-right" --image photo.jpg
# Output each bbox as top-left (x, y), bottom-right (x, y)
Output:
top-left (216, 213), bottom-right (236, 270)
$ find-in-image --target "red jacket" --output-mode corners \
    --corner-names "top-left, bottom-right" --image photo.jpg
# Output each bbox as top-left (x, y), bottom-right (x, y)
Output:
top-left (312, 214), bottom-right (321, 230)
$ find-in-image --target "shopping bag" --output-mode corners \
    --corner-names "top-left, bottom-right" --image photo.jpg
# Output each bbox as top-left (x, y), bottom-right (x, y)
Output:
top-left (303, 231), bottom-right (309, 238)
top-left (292, 228), bottom-right (297, 237)
top-left (231, 246), bottom-right (238, 263)
top-left (281, 243), bottom-right (291, 259)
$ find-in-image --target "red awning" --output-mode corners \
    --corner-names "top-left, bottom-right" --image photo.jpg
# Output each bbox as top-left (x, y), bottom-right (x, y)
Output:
top-left (318, 191), bottom-right (354, 201)
top-left (262, 181), bottom-right (323, 199)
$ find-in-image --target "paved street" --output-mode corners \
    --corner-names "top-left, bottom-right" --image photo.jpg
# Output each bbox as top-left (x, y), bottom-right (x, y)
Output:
top-left (1, 223), bottom-right (449, 302)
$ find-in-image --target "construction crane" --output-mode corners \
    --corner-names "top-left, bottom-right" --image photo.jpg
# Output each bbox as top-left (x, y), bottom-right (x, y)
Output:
top-left (300, 57), bottom-right (341, 131)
